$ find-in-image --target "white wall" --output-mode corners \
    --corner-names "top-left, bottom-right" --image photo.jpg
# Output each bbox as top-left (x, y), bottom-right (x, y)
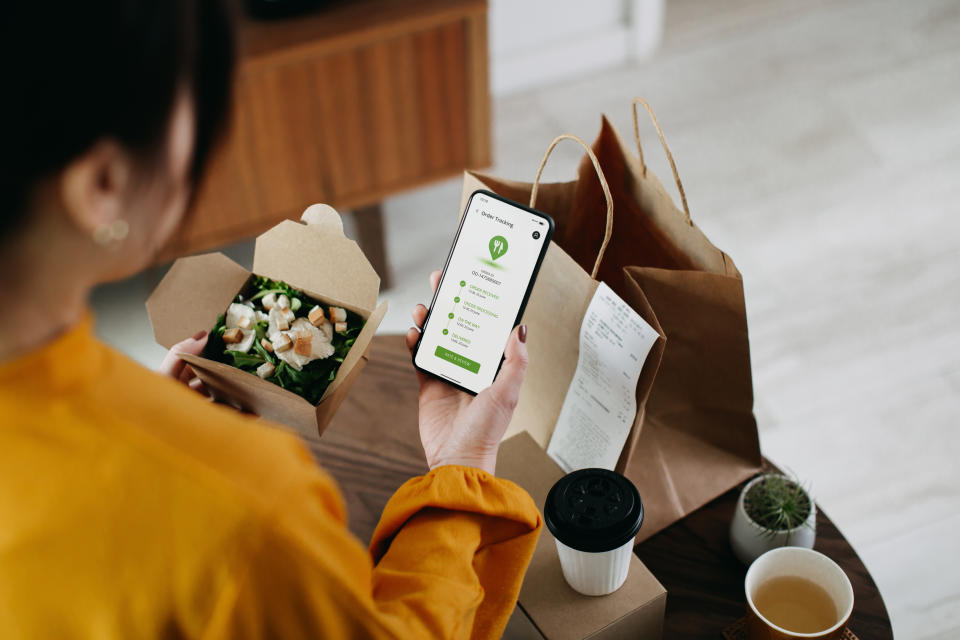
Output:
top-left (489, 0), bottom-right (665, 95)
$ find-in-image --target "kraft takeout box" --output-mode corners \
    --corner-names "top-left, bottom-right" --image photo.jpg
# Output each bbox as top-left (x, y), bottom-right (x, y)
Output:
top-left (146, 205), bottom-right (387, 438)
top-left (498, 432), bottom-right (666, 640)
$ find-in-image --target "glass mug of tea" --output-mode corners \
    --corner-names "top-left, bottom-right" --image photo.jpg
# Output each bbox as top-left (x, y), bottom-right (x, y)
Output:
top-left (745, 547), bottom-right (854, 639)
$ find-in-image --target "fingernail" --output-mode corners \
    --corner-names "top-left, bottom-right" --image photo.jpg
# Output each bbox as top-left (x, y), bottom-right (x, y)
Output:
top-left (518, 325), bottom-right (527, 343)
top-left (192, 330), bottom-right (207, 340)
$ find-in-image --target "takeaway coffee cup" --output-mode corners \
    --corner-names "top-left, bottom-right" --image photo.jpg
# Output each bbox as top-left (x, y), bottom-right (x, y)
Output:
top-left (544, 468), bottom-right (644, 596)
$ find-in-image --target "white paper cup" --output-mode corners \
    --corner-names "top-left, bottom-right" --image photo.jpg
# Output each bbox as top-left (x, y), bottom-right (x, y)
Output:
top-left (554, 536), bottom-right (635, 596)
top-left (545, 469), bottom-right (643, 597)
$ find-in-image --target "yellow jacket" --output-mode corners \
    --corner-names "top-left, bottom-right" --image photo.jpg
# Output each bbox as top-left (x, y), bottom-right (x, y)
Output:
top-left (0, 317), bottom-right (541, 638)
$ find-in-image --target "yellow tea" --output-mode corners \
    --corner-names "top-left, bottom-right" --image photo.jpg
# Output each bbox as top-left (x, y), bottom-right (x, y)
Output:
top-left (753, 575), bottom-right (838, 633)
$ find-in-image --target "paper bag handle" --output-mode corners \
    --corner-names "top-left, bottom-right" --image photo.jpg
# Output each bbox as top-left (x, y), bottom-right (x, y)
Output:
top-left (530, 134), bottom-right (614, 279)
top-left (632, 97), bottom-right (692, 225)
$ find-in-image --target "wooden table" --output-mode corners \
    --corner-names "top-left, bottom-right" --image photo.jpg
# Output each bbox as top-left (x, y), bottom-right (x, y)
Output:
top-left (161, 0), bottom-right (491, 288)
top-left (305, 336), bottom-right (893, 639)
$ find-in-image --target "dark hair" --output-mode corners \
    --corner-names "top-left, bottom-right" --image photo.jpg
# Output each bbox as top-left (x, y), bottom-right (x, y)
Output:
top-left (0, 1), bottom-right (235, 238)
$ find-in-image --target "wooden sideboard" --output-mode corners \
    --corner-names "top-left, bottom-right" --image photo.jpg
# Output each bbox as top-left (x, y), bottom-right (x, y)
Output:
top-left (162, 0), bottom-right (491, 286)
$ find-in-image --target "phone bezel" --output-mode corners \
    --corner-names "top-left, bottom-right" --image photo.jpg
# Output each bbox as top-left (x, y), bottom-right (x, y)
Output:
top-left (411, 189), bottom-right (555, 396)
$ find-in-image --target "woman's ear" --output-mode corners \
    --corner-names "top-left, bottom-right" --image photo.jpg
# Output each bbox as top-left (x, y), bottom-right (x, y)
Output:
top-left (59, 139), bottom-right (132, 239)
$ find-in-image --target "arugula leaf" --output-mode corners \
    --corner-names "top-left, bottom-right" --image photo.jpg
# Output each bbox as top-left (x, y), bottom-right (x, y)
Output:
top-left (203, 314), bottom-right (227, 359)
top-left (252, 338), bottom-right (275, 366)
top-left (249, 276), bottom-right (300, 302)
top-left (224, 350), bottom-right (264, 369)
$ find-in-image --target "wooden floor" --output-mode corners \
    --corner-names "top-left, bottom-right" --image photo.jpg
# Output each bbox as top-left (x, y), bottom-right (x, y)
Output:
top-left (92, 0), bottom-right (960, 637)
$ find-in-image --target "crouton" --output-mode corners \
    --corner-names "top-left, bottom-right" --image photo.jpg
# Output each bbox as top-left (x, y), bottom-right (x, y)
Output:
top-left (256, 362), bottom-right (275, 379)
top-left (329, 306), bottom-right (347, 323)
top-left (294, 331), bottom-right (313, 356)
top-left (222, 327), bottom-right (244, 344)
top-left (262, 292), bottom-right (276, 310)
top-left (270, 306), bottom-right (290, 331)
top-left (273, 333), bottom-right (293, 353)
top-left (277, 294), bottom-right (290, 311)
top-left (334, 322), bottom-right (347, 334)
top-left (308, 305), bottom-right (325, 327)
top-left (237, 316), bottom-right (252, 330)
top-left (260, 338), bottom-right (274, 353)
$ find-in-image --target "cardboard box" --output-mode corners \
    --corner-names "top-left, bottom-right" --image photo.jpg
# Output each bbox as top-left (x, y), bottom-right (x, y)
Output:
top-left (497, 432), bottom-right (666, 640)
top-left (146, 205), bottom-right (387, 438)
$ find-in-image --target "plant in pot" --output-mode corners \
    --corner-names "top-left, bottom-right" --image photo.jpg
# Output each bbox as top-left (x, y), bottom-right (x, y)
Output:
top-left (729, 473), bottom-right (816, 565)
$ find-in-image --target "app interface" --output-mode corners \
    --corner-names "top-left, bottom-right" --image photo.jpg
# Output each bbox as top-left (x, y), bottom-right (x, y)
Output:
top-left (416, 193), bottom-right (549, 393)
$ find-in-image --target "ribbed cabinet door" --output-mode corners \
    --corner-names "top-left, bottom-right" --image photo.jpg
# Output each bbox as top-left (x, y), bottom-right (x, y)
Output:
top-left (163, 5), bottom-right (488, 262)
top-left (306, 20), bottom-right (471, 205)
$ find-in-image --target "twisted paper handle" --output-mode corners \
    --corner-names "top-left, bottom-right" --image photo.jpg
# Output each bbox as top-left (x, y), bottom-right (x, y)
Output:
top-left (530, 134), bottom-right (614, 278)
top-left (632, 97), bottom-right (691, 225)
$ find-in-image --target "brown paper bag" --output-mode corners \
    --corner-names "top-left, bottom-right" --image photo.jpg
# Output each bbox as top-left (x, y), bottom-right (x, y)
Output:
top-left (461, 100), bottom-right (761, 541)
top-left (460, 134), bottom-right (667, 529)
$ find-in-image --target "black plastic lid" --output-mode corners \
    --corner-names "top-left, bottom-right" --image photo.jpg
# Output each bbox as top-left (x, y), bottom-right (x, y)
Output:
top-left (544, 468), bottom-right (643, 553)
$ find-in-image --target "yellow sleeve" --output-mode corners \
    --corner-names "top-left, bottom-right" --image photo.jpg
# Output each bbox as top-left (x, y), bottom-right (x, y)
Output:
top-left (369, 466), bottom-right (543, 639)
top-left (205, 444), bottom-right (541, 640)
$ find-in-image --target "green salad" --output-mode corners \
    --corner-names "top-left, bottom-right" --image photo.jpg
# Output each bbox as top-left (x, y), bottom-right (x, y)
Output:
top-left (204, 276), bottom-right (363, 404)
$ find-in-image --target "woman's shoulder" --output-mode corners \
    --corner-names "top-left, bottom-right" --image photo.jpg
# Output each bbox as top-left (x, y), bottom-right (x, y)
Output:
top-left (87, 342), bottom-right (344, 518)
top-left (0, 341), bottom-right (353, 638)
top-left (1, 332), bottom-right (345, 527)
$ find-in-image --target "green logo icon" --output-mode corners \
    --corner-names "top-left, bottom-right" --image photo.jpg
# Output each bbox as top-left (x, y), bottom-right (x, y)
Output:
top-left (488, 235), bottom-right (508, 261)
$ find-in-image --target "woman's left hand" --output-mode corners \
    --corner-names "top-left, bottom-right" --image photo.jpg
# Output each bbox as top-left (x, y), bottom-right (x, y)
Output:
top-left (158, 330), bottom-right (208, 395)
top-left (406, 271), bottom-right (528, 475)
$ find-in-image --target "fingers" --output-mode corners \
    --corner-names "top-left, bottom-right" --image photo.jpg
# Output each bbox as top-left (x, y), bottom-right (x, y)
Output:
top-left (405, 268), bottom-right (442, 361)
top-left (158, 331), bottom-right (207, 379)
top-left (405, 271), bottom-right (436, 355)
top-left (183, 330), bottom-right (209, 354)
top-left (405, 326), bottom-right (420, 353)
top-left (158, 352), bottom-right (187, 380)
top-left (411, 303), bottom-right (427, 329)
top-left (188, 377), bottom-right (209, 397)
top-left (405, 302), bottom-right (430, 356)
top-left (486, 325), bottom-right (529, 411)
top-left (404, 326), bottom-right (433, 387)
top-left (178, 364), bottom-right (196, 384)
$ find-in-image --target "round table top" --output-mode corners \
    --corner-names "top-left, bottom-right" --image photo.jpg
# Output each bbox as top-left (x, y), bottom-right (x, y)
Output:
top-left (306, 335), bottom-right (893, 639)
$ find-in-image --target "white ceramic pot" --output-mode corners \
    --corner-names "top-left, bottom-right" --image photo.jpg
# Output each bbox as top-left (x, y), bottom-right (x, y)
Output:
top-left (729, 475), bottom-right (816, 565)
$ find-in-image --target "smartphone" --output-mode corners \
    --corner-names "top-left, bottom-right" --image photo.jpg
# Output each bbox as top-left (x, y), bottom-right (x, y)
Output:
top-left (412, 190), bottom-right (554, 395)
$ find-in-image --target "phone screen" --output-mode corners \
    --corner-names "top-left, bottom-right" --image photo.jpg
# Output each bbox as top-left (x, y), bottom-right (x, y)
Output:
top-left (413, 190), bottom-right (553, 394)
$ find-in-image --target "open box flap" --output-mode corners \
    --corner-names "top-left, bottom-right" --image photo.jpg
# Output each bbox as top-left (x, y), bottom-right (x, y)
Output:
top-left (321, 300), bottom-right (387, 400)
top-left (146, 253), bottom-right (250, 349)
top-left (179, 353), bottom-right (314, 409)
top-left (179, 354), bottom-right (320, 434)
top-left (253, 206), bottom-right (380, 312)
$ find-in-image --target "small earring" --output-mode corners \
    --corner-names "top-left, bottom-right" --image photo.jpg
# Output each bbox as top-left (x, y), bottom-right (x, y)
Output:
top-left (93, 219), bottom-right (130, 247)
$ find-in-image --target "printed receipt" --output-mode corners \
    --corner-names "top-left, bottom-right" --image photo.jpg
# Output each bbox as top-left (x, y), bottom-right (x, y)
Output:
top-left (546, 282), bottom-right (659, 473)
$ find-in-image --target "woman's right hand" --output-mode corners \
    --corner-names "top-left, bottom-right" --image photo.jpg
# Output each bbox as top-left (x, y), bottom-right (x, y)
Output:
top-left (405, 270), bottom-right (529, 475)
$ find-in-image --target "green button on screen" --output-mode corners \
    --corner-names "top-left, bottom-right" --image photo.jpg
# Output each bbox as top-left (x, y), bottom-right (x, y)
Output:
top-left (435, 346), bottom-right (481, 374)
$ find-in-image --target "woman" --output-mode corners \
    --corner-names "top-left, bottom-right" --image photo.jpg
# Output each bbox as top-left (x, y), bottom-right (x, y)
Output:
top-left (0, 2), bottom-right (539, 638)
